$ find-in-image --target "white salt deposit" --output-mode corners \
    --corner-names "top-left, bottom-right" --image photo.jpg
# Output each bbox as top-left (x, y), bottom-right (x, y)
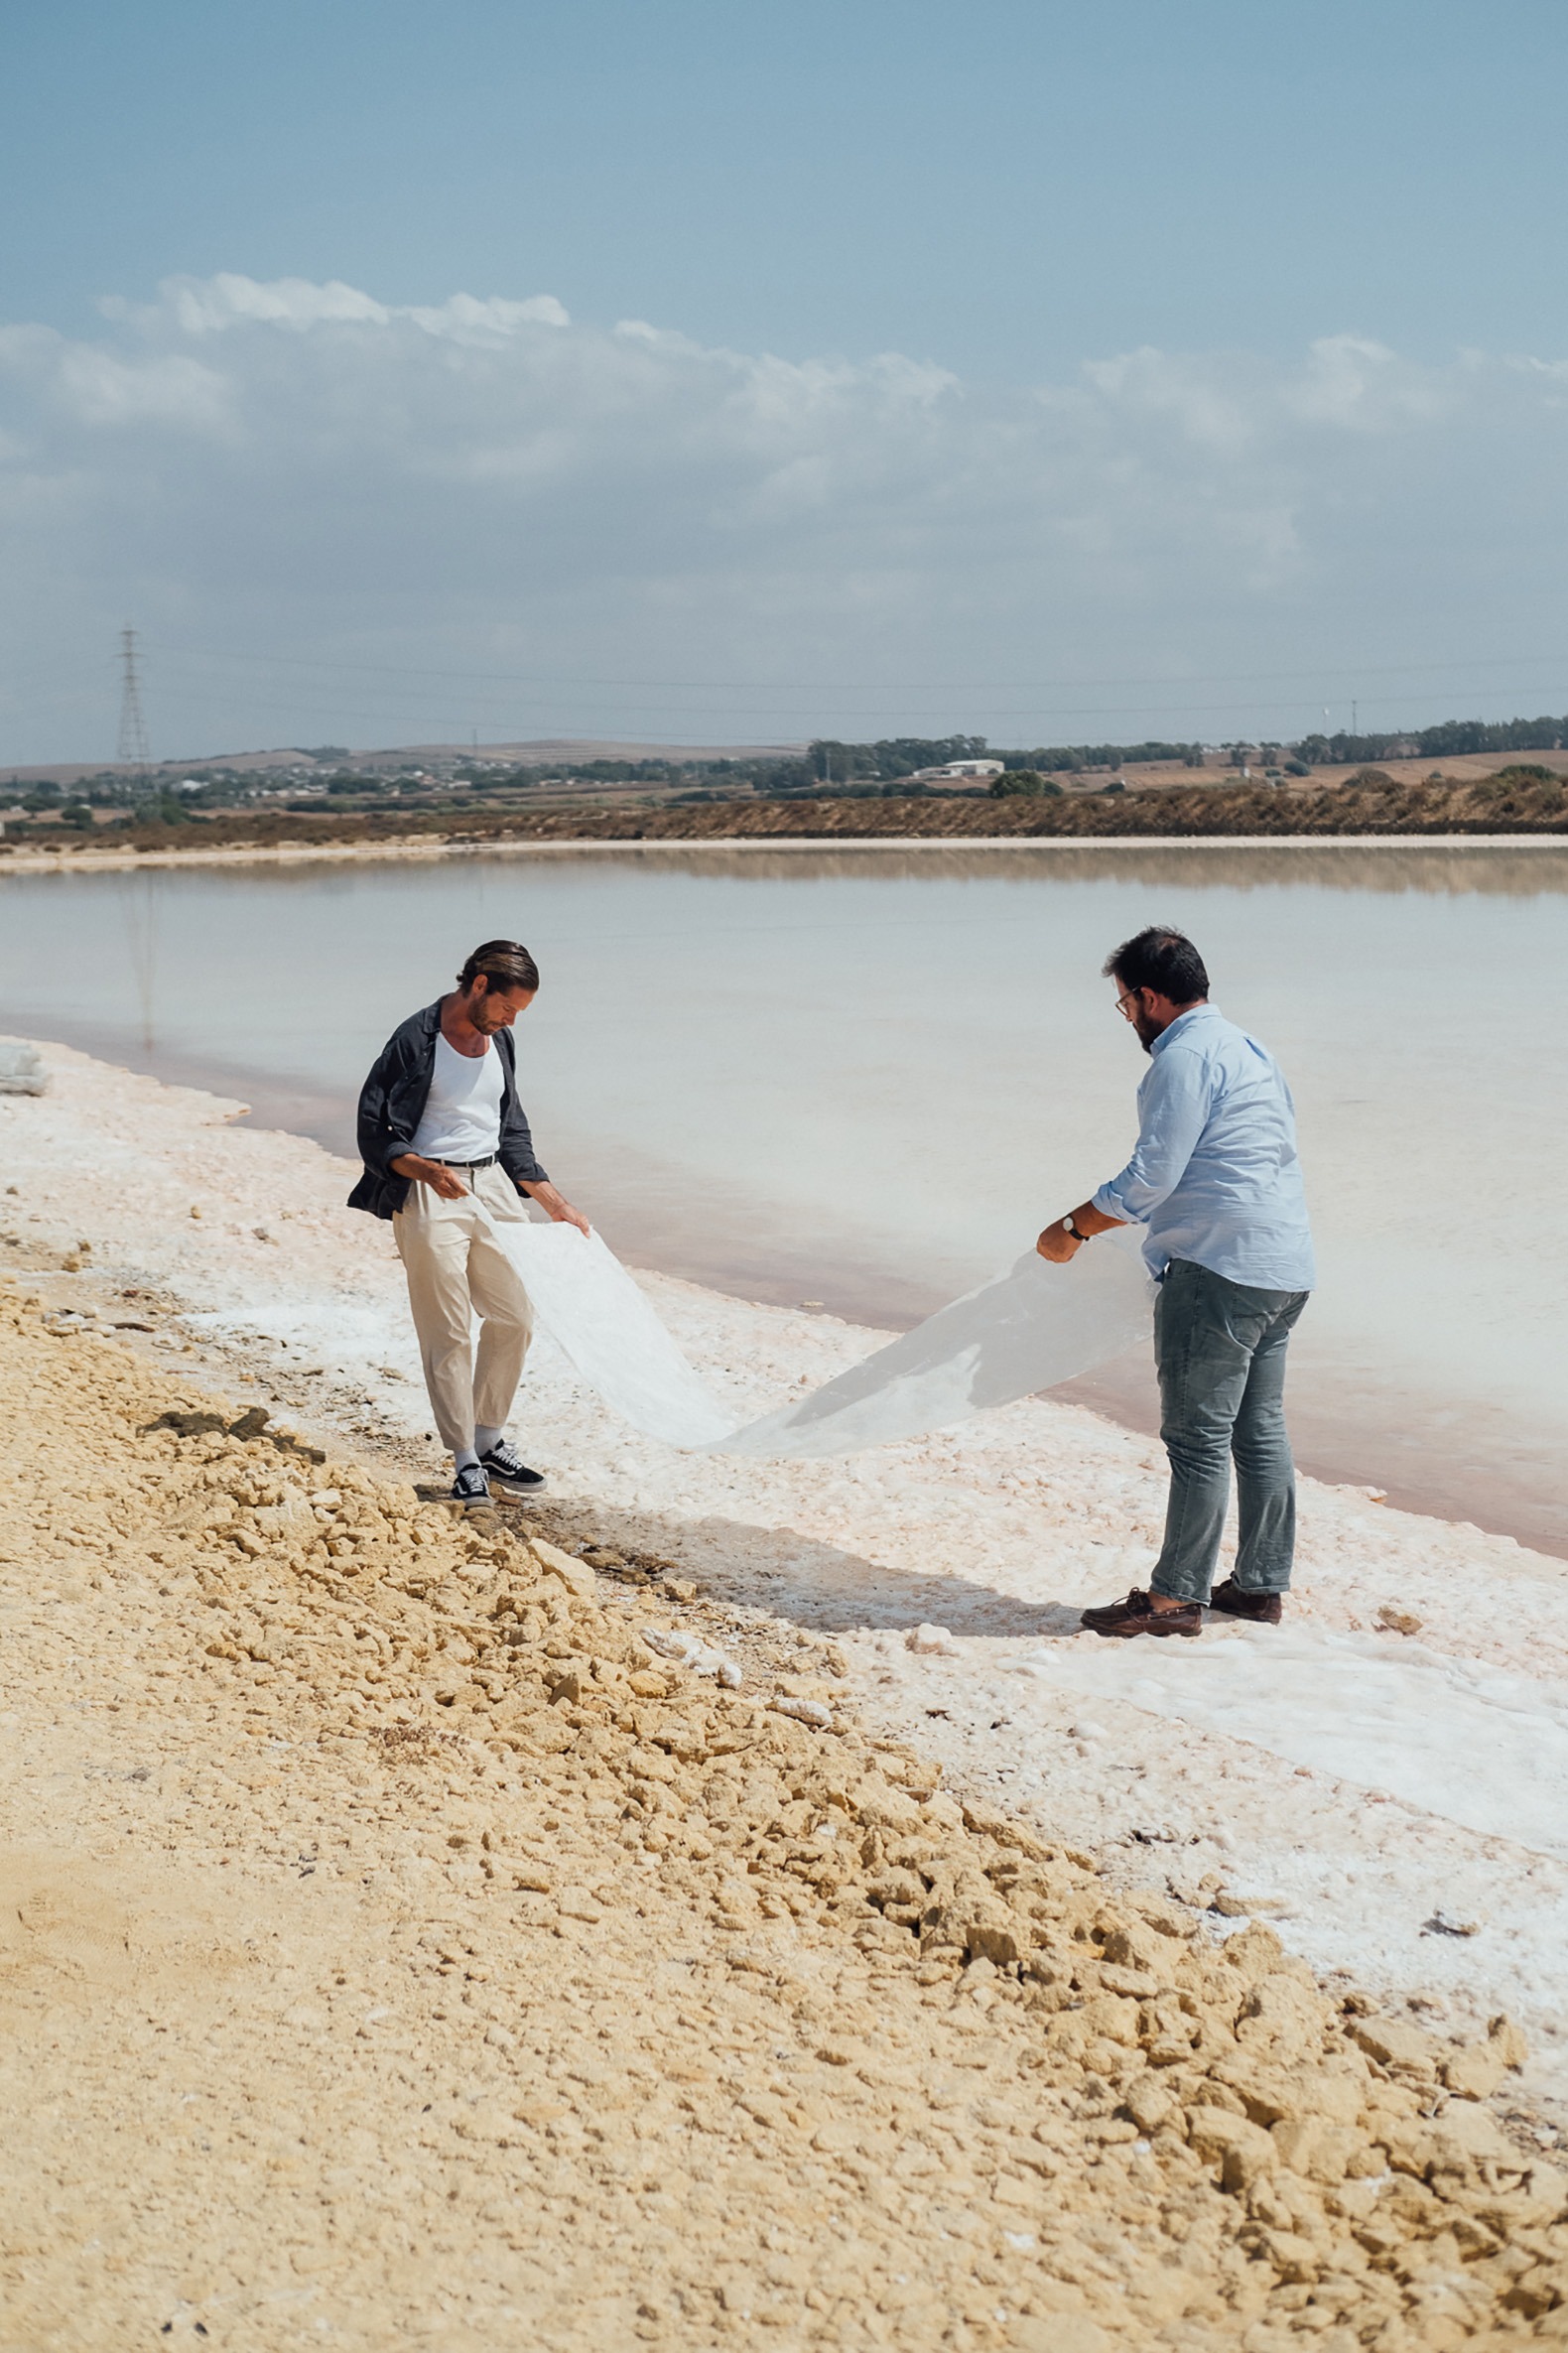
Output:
top-left (768, 1695), bottom-right (835, 1730)
top-left (642, 1627), bottom-right (744, 1687)
top-left (0, 1041), bottom-right (47, 1096)
top-left (1003, 1625), bottom-right (1568, 1860)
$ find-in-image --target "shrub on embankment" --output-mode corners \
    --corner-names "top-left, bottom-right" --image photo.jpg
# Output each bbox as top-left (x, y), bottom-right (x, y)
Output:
top-left (16, 763), bottom-right (1568, 857)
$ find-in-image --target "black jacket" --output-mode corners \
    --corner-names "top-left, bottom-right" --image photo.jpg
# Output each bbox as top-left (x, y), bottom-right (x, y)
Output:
top-left (346, 999), bottom-right (549, 1221)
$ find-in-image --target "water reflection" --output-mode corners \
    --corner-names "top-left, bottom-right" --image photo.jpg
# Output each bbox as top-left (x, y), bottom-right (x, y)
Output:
top-left (468, 841), bottom-right (1568, 896)
top-left (117, 872), bottom-right (160, 1050)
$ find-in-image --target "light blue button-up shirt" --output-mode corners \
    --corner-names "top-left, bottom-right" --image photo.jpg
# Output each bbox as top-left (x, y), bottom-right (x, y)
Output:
top-left (1091, 1003), bottom-right (1315, 1291)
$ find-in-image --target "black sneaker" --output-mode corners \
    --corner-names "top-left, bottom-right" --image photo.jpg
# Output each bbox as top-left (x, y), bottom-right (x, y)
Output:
top-left (477, 1440), bottom-right (545, 1495)
top-left (450, 1463), bottom-right (492, 1509)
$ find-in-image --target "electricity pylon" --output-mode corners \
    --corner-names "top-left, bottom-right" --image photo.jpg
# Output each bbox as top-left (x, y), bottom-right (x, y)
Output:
top-left (117, 626), bottom-right (151, 781)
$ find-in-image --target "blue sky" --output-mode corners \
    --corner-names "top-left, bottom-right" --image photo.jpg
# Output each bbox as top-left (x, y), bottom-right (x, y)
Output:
top-left (4, 0), bottom-right (1568, 761)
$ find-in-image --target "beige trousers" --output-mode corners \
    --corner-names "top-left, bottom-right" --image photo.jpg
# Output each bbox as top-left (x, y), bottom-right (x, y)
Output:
top-left (392, 1163), bottom-right (535, 1456)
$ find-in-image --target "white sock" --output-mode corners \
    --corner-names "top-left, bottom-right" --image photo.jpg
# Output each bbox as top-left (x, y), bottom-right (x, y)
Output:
top-left (473, 1425), bottom-right (505, 1457)
top-left (455, 1445), bottom-right (480, 1473)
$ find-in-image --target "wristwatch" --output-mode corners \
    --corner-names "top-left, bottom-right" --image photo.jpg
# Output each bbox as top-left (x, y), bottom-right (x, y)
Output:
top-left (1064, 1216), bottom-right (1092, 1242)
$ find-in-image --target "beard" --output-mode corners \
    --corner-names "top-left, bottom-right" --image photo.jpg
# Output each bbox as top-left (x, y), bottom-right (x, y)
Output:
top-left (1132, 1008), bottom-right (1161, 1054)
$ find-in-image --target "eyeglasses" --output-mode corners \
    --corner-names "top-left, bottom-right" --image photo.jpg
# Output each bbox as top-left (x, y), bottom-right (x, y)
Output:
top-left (1115, 986), bottom-right (1142, 1020)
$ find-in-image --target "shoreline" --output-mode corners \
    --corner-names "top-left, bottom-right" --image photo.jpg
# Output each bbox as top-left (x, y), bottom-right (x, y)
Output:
top-left (7, 1003), bottom-right (1561, 1561)
top-left (3, 1031), bottom-right (1567, 2126)
top-left (4, 829), bottom-right (1568, 876)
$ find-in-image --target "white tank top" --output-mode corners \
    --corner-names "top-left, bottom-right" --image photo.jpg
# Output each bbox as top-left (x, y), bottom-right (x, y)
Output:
top-left (411, 1032), bottom-right (505, 1161)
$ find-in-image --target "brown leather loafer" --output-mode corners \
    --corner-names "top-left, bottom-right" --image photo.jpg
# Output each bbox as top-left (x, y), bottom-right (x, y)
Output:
top-left (1209, 1577), bottom-right (1284, 1626)
top-left (1081, 1588), bottom-right (1203, 1639)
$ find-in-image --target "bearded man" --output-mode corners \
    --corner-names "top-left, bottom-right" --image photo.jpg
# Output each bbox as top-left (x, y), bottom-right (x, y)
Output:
top-left (1037, 926), bottom-right (1314, 1637)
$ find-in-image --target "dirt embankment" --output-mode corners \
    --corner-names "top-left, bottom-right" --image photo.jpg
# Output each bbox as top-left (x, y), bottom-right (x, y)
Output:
top-left (8, 766), bottom-right (1568, 863)
top-left (1, 1284), bottom-right (1564, 2348)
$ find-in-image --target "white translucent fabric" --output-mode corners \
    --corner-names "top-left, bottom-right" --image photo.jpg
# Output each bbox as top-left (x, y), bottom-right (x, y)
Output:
top-left (491, 1216), bottom-right (1153, 1461)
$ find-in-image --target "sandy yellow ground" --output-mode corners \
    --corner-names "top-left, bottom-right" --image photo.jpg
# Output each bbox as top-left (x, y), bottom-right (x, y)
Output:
top-left (1, 1282), bottom-right (1563, 2351)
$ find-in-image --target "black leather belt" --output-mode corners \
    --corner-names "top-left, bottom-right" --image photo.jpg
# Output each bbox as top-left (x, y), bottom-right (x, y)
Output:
top-left (434, 1154), bottom-right (498, 1169)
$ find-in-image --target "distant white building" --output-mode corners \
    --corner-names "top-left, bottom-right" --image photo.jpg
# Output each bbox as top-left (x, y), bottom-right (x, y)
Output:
top-left (910, 758), bottom-right (1005, 784)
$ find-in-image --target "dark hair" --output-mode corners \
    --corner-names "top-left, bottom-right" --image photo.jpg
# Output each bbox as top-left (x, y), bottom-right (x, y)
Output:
top-left (1102, 926), bottom-right (1209, 1003)
top-left (458, 938), bottom-right (540, 994)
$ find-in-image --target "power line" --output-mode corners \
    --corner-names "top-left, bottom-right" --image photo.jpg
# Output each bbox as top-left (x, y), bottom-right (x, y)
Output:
top-left (154, 641), bottom-right (1568, 699)
top-left (140, 679), bottom-right (1568, 731)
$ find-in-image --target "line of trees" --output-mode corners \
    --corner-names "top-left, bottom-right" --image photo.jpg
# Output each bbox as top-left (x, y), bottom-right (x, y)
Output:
top-left (1293, 717), bottom-right (1568, 764)
top-left (1000, 739), bottom-right (1204, 774)
top-left (758, 716), bottom-right (1568, 798)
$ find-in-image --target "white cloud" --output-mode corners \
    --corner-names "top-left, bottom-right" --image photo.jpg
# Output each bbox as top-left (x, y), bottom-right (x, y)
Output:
top-left (165, 273), bottom-right (395, 335)
top-left (404, 292), bottom-right (571, 340)
top-left (104, 275), bottom-right (573, 342)
top-left (3, 271), bottom-right (1567, 762)
top-left (1082, 334), bottom-right (1454, 448)
top-left (56, 346), bottom-right (234, 433)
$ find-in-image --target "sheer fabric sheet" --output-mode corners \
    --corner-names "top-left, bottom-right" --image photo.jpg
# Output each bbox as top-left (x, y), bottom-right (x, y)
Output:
top-left (490, 1215), bottom-right (1153, 1461)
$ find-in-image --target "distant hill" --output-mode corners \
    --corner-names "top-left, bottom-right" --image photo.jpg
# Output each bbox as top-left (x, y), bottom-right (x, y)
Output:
top-left (0, 736), bottom-right (808, 788)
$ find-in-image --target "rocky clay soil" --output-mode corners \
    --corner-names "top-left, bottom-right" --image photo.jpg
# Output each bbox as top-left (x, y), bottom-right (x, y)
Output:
top-left (2, 1287), bottom-right (1566, 2351)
